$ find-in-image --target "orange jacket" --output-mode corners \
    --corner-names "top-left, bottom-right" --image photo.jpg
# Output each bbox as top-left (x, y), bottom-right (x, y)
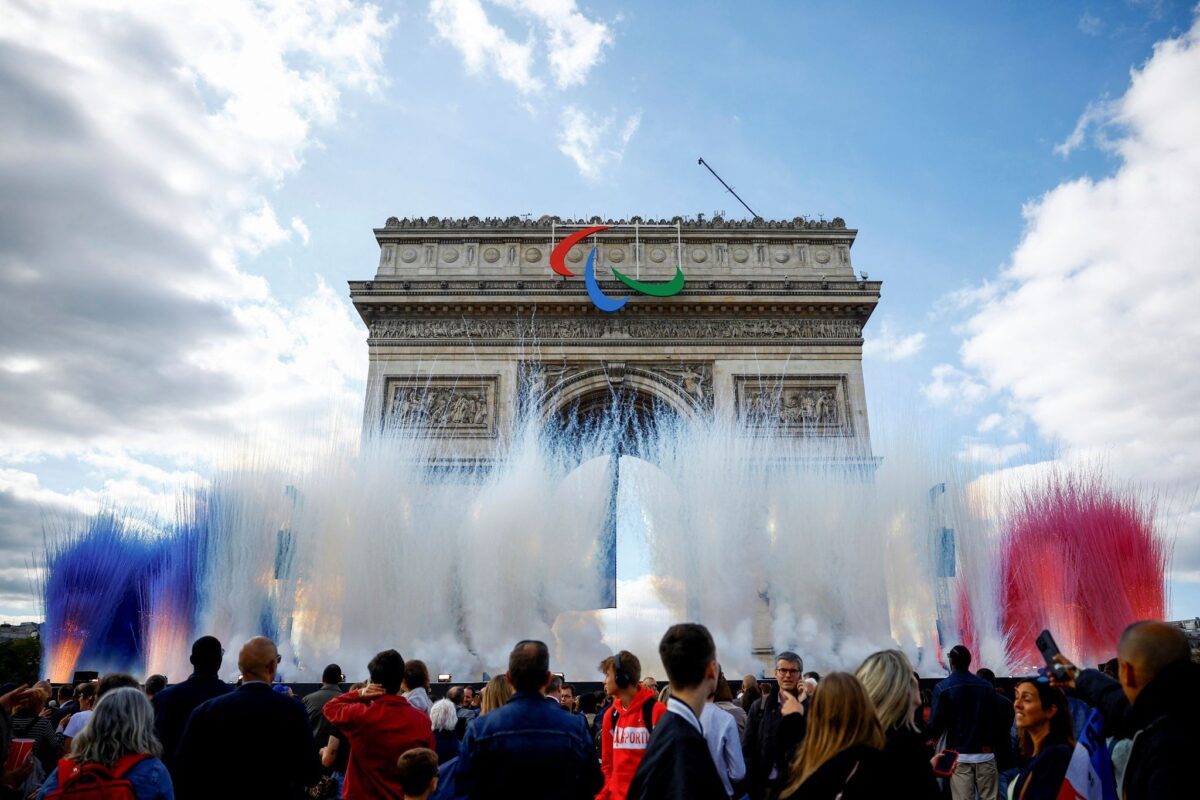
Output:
top-left (597, 686), bottom-right (668, 800)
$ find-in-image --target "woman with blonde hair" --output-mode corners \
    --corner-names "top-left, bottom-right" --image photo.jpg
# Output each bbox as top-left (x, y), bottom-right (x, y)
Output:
top-left (479, 674), bottom-right (512, 715)
top-left (779, 672), bottom-right (887, 799)
top-left (855, 650), bottom-right (939, 798)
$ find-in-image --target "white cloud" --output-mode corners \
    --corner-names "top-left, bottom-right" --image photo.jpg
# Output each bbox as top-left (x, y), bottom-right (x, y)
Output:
top-left (976, 412), bottom-right (1026, 438)
top-left (922, 364), bottom-right (989, 411)
top-left (956, 440), bottom-right (1030, 467)
top-left (1078, 13), bottom-right (1103, 36)
top-left (863, 320), bottom-right (926, 361)
top-left (428, 0), bottom-right (612, 93)
top-left (557, 105), bottom-right (640, 180)
top-left (1054, 99), bottom-right (1119, 157)
top-left (0, 1), bottom-right (389, 616)
top-left (291, 216), bottom-right (312, 246)
top-left (958, 14), bottom-right (1200, 580)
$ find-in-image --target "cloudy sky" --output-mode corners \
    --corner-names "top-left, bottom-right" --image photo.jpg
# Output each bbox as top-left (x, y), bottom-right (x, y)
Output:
top-left (2, 0), bottom-right (1199, 621)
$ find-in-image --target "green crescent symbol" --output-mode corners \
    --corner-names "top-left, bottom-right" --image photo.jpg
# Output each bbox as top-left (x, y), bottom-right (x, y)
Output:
top-left (610, 265), bottom-right (686, 297)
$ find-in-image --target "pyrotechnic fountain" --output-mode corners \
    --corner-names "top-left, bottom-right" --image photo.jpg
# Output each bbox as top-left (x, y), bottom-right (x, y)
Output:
top-left (38, 390), bottom-right (1169, 683)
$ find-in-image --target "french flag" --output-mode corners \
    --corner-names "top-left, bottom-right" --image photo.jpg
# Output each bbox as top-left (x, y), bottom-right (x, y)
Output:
top-left (1056, 708), bottom-right (1117, 800)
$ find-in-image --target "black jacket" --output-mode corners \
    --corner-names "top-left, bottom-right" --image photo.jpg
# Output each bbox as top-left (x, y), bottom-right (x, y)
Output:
top-left (880, 725), bottom-right (939, 799)
top-left (1076, 659), bottom-right (1200, 800)
top-left (152, 672), bottom-right (232, 769)
top-left (926, 670), bottom-right (1000, 754)
top-left (626, 705), bottom-right (727, 800)
top-left (744, 688), bottom-right (808, 799)
top-left (173, 681), bottom-right (322, 800)
top-left (778, 744), bottom-right (889, 800)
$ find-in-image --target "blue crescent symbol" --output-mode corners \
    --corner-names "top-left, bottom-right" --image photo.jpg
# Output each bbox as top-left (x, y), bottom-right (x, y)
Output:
top-left (584, 247), bottom-right (627, 313)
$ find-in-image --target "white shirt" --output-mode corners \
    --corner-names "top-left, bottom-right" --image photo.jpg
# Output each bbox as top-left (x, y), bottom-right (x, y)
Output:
top-left (700, 703), bottom-right (747, 798)
top-left (666, 696), bottom-right (703, 733)
top-left (63, 710), bottom-right (92, 738)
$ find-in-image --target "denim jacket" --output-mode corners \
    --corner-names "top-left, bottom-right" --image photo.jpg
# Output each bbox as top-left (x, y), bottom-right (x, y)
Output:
top-left (927, 670), bottom-right (1001, 755)
top-left (456, 691), bottom-right (602, 800)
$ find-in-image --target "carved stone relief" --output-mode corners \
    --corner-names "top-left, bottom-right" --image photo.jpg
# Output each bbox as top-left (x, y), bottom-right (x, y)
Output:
top-left (369, 317), bottom-right (863, 343)
top-left (518, 360), bottom-right (715, 413)
top-left (384, 376), bottom-right (498, 438)
top-left (734, 375), bottom-right (852, 436)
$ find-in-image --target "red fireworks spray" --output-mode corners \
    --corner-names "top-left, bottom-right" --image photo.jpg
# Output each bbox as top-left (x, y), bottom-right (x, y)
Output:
top-left (1001, 471), bottom-right (1167, 670)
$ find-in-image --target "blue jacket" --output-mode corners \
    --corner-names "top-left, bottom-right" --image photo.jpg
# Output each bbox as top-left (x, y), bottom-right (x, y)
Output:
top-left (38, 756), bottom-right (173, 800)
top-left (456, 691), bottom-right (602, 800)
top-left (927, 670), bottom-right (1002, 755)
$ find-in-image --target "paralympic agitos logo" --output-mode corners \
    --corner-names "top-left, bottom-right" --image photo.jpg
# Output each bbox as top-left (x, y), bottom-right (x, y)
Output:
top-left (549, 225), bottom-right (685, 313)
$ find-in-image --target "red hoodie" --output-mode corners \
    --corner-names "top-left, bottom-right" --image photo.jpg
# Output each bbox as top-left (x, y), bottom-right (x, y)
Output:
top-left (597, 686), bottom-right (668, 800)
top-left (324, 691), bottom-right (433, 799)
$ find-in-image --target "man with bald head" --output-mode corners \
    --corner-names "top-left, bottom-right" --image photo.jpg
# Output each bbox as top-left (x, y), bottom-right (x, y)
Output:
top-left (1057, 620), bottom-right (1198, 800)
top-left (173, 636), bottom-right (321, 799)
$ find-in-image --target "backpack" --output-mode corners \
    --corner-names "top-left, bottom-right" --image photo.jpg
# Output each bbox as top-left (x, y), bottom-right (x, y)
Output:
top-left (44, 753), bottom-right (152, 800)
top-left (609, 698), bottom-right (658, 736)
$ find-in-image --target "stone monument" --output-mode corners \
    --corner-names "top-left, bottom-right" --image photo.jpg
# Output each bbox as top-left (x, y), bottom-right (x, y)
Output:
top-left (350, 215), bottom-right (879, 465)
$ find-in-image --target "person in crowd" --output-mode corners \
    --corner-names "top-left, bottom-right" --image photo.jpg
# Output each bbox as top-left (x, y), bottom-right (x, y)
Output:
top-left (317, 682), bottom-right (363, 800)
top-left (50, 685), bottom-right (76, 727)
top-left (396, 747), bottom-right (439, 800)
top-left (744, 650), bottom-right (808, 800)
top-left (2, 683), bottom-right (39, 791)
top-left (1006, 680), bottom-right (1074, 800)
top-left (1054, 619), bottom-right (1199, 800)
top-left (1100, 658), bottom-right (1119, 681)
top-left (739, 675), bottom-right (758, 701)
top-left (403, 660), bottom-right (433, 715)
top-left (144, 675), bottom-right (167, 701)
top-left (446, 686), bottom-right (469, 740)
top-left (546, 675), bottom-right (565, 705)
top-left (926, 644), bottom-right (1001, 800)
top-left (456, 640), bottom-right (601, 799)
top-left (99, 673), bottom-right (142, 696)
top-left (560, 683), bottom-right (577, 713)
top-left (303, 664), bottom-right (345, 738)
top-left (37, 687), bottom-right (173, 800)
top-left (854, 650), bottom-right (939, 798)
top-left (700, 674), bottom-right (746, 798)
top-left (152, 635), bottom-right (231, 773)
top-left (9, 687), bottom-right (59, 779)
top-left (462, 687), bottom-right (479, 716)
top-left (479, 674), bottom-right (512, 716)
top-left (625, 624), bottom-right (726, 800)
top-left (596, 649), bottom-right (667, 800)
top-left (429, 698), bottom-right (460, 766)
top-left (58, 681), bottom-right (95, 752)
top-left (740, 681), bottom-right (761, 716)
top-left (173, 636), bottom-right (320, 799)
top-left (640, 677), bottom-right (658, 695)
top-left (323, 649), bottom-right (433, 799)
top-left (713, 669), bottom-right (747, 740)
top-left (778, 672), bottom-right (888, 799)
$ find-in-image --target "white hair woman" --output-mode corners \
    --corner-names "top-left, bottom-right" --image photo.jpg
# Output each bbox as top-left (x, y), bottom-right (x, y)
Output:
top-left (37, 686), bottom-right (173, 799)
top-left (854, 650), bottom-right (939, 799)
top-left (429, 698), bottom-right (461, 765)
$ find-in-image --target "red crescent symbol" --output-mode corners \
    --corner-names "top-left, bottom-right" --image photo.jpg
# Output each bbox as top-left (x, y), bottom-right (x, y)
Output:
top-left (550, 225), bottom-right (609, 277)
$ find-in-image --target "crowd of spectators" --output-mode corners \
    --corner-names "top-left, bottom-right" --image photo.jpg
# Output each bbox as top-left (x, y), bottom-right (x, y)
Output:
top-left (0, 618), bottom-right (1195, 799)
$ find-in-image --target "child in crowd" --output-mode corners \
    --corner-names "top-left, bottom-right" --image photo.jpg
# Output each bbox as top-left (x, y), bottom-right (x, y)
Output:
top-left (396, 747), bottom-right (439, 800)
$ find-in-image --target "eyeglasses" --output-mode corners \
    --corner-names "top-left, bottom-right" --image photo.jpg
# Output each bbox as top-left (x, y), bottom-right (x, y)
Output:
top-left (776, 668), bottom-right (800, 675)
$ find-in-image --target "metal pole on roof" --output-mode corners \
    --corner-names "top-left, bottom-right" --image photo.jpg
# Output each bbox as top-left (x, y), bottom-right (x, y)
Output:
top-left (698, 157), bottom-right (760, 218)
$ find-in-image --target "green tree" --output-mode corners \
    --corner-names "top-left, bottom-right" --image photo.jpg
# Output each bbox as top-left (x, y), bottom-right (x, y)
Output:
top-left (0, 638), bottom-right (42, 685)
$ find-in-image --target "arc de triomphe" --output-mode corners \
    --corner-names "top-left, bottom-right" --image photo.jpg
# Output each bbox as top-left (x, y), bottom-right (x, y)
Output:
top-left (350, 215), bottom-right (879, 464)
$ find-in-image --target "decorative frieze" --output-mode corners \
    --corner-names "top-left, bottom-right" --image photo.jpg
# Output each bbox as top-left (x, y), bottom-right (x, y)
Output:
top-left (369, 317), bottom-right (862, 343)
top-left (734, 375), bottom-right (853, 436)
top-left (383, 376), bottom-right (499, 438)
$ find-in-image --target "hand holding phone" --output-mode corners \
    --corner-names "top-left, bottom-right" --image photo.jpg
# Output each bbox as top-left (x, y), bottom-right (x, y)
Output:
top-left (931, 749), bottom-right (958, 777)
top-left (1036, 629), bottom-right (1077, 685)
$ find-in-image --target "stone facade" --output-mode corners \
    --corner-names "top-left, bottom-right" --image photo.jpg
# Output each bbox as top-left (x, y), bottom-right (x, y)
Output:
top-left (350, 216), bottom-right (879, 465)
